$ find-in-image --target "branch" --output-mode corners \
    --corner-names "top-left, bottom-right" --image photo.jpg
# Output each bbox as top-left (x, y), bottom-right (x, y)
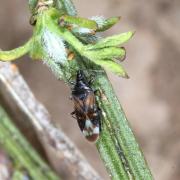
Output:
top-left (0, 106), bottom-right (59, 180)
top-left (0, 39), bottom-right (32, 61)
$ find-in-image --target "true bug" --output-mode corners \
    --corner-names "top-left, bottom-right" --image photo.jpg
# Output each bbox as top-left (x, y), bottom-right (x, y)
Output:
top-left (71, 70), bottom-right (101, 142)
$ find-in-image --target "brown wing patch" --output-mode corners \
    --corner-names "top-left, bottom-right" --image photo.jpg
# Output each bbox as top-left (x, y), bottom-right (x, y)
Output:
top-left (73, 96), bottom-right (84, 113)
top-left (84, 91), bottom-right (95, 113)
top-left (73, 96), bottom-right (86, 131)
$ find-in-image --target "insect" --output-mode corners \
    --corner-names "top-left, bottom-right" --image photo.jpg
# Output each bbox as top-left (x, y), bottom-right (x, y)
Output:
top-left (71, 70), bottom-right (101, 142)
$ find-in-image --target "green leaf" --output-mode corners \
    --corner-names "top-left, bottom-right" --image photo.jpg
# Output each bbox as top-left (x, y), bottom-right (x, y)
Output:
top-left (85, 47), bottom-right (126, 61)
top-left (41, 29), bottom-right (67, 63)
top-left (94, 59), bottom-right (129, 77)
top-left (60, 15), bottom-right (98, 30)
top-left (41, 28), bottom-right (69, 79)
top-left (71, 27), bottom-right (96, 36)
top-left (91, 16), bottom-right (121, 32)
top-left (87, 31), bottom-right (135, 49)
top-left (71, 16), bottom-right (120, 36)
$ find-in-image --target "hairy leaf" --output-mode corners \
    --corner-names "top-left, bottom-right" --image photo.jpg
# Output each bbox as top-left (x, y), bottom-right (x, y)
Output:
top-left (42, 29), bottom-right (67, 63)
top-left (87, 31), bottom-right (135, 49)
top-left (85, 47), bottom-right (126, 61)
top-left (94, 59), bottom-right (128, 77)
top-left (91, 16), bottom-right (120, 32)
top-left (61, 15), bottom-right (98, 30)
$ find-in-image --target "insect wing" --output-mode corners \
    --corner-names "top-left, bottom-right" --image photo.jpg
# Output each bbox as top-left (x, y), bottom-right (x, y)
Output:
top-left (82, 116), bottom-right (100, 142)
top-left (73, 94), bottom-right (100, 142)
top-left (83, 92), bottom-right (101, 142)
top-left (72, 96), bottom-right (86, 130)
top-left (73, 95), bottom-right (84, 114)
top-left (83, 91), bottom-right (95, 112)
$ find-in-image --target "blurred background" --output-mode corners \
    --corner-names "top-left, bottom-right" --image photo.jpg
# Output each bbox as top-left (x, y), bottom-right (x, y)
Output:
top-left (0, 0), bottom-right (180, 179)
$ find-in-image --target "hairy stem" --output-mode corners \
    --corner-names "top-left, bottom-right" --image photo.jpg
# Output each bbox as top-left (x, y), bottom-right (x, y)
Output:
top-left (0, 39), bottom-right (32, 61)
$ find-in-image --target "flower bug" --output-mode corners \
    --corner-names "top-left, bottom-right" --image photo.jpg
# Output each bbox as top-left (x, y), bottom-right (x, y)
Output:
top-left (71, 70), bottom-right (101, 142)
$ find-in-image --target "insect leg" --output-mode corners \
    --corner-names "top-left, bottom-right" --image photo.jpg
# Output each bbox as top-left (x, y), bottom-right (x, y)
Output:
top-left (67, 73), bottom-right (75, 89)
top-left (71, 111), bottom-right (77, 119)
top-left (98, 108), bottom-right (102, 132)
top-left (88, 74), bottom-right (96, 85)
top-left (94, 89), bottom-right (99, 94)
top-left (94, 88), bottom-right (102, 96)
top-left (69, 81), bottom-right (75, 85)
top-left (29, 15), bottom-right (37, 26)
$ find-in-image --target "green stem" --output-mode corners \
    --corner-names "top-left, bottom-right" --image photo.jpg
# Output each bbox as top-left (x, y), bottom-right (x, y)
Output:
top-left (97, 122), bottom-right (129, 179)
top-left (95, 72), bottom-right (152, 179)
top-left (0, 39), bottom-right (32, 61)
top-left (41, 3), bottom-right (153, 179)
